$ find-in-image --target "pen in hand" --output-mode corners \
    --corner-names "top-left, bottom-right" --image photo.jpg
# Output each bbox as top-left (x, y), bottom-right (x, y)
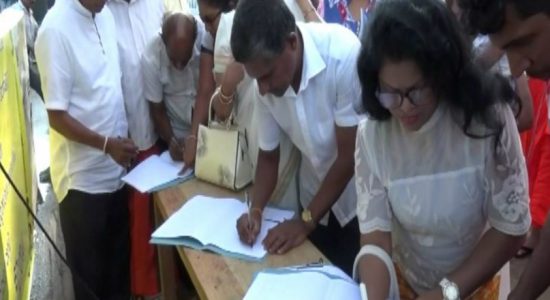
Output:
top-left (245, 190), bottom-right (254, 247)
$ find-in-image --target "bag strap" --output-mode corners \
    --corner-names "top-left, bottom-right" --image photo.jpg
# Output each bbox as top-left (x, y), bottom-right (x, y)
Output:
top-left (353, 245), bottom-right (400, 300)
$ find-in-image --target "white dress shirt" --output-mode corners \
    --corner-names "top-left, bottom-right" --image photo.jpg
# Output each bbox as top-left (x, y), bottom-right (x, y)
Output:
top-left (141, 17), bottom-right (205, 139)
top-left (35, 0), bottom-right (128, 201)
top-left (255, 22), bottom-right (362, 226)
top-left (107, 0), bottom-right (164, 150)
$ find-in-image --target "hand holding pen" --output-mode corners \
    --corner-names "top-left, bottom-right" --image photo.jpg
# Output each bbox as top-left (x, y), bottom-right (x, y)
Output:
top-left (105, 136), bottom-right (138, 168)
top-left (236, 190), bottom-right (262, 247)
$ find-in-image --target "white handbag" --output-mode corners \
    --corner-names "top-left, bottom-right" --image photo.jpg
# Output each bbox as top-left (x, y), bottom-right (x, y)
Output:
top-left (194, 90), bottom-right (253, 191)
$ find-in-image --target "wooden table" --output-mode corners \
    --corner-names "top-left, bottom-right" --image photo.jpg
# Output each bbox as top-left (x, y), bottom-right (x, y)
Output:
top-left (153, 179), bottom-right (327, 300)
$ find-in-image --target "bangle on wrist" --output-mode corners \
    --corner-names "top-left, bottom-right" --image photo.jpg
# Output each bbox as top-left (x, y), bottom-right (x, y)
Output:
top-left (186, 135), bottom-right (197, 142)
top-left (102, 136), bottom-right (109, 153)
top-left (219, 86), bottom-right (234, 105)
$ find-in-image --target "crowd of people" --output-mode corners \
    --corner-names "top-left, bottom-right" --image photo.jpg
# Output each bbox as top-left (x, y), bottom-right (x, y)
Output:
top-left (25, 0), bottom-right (550, 298)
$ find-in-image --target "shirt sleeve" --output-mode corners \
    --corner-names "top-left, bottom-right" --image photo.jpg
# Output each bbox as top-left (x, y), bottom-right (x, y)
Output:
top-left (213, 13), bottom-right (234, 74)
top-left (35, 27), bottom-right (73, 111)
top-left (485, 105), bottom-right (531, 236)
top-left (355, 119), bottom-right (392, 234)
top-left (256, 93), bottom-right (281, 151)
top-left (334, 34), bottom-right (361, 127)
top-left (141, 43), bottom-right (163, 103)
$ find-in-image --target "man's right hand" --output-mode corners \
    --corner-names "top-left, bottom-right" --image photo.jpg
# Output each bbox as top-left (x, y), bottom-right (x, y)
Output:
top-left (105, 137), bottom-right (138, 167)
top-left (236, 210), bottom-right (262, 246)
top-left (169, 137), bottom-right (185, 161)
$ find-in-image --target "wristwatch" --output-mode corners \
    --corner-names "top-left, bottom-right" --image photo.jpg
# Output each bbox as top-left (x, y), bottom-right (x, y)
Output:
top-left (301, 209), bottom-right (313, 224)
top-left (439, 278), bottom-right (460, 300)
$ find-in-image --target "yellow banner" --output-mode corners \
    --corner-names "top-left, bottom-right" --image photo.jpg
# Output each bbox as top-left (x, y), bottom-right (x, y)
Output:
top-left (0, 11), bottom-right (34, 300)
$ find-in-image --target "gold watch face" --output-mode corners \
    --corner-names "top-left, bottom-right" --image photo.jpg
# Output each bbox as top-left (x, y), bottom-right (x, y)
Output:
top-left (301, 210), bottom-right (312, 223)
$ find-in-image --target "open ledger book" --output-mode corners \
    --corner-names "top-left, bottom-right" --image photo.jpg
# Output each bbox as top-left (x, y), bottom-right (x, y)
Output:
top-left (244, 264), bottom-right (361, 300)
top-left (150, 195), bottom-right (294, 261)
top-left (122, 151), bottom-right (194, 193)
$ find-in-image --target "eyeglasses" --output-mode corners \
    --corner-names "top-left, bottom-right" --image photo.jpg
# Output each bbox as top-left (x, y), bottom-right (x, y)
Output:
top-left (375, 85), bottom-right (430, 110)
top-left (201, 10), bottom-right (222, 25)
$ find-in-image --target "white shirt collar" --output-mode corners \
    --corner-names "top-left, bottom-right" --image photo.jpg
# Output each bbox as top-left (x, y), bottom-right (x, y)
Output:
top-left (16, 1), bottom-right (32, 14)
top-left (70, 0), bottom-right (96, 18)
top-left (296, 22), bottom-right (326, 94)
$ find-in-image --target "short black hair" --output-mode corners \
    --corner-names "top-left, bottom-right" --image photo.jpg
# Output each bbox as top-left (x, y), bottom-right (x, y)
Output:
top-left (358, 0), bottom-right (517, 140)
top-left (458, 0), bottom-right (550, 35)
top-left (231, 0), bottom-right (296, 63)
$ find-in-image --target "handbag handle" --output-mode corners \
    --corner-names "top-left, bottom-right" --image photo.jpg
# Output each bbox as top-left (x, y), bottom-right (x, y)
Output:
top-left (209, 86), bottom-right (235, 129)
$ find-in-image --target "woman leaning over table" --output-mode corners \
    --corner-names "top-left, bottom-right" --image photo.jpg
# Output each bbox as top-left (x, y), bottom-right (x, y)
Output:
top-left (353, 0), bottom-right (530, 299)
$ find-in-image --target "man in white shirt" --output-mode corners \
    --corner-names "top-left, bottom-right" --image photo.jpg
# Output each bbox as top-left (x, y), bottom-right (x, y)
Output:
top-left (35, 0), bottom-right (137, 298)
top-left (142, 12), bottom-right (204, 160)
top-left (106, 0), bottom-right (163, 297)
top-left (232, 0), bottom-right (361, 274)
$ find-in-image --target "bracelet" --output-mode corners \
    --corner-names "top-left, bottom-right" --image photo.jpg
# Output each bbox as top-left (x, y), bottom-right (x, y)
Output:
top-left (102, 136), bottom-right (109, 153)
top-left (186, 135), bottom-right (197, 141)
top-left (218, 86), bottom-right (234, 105)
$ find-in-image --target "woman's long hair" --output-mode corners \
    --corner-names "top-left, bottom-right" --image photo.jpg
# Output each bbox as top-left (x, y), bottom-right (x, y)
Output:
top-left (357, 0), bottom-right (518, 141)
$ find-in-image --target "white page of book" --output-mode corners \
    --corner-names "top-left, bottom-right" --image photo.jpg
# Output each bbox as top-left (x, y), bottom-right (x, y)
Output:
top-left (243, 265), bottom-right (360, 300)
top-left (151, 195), bottom-right (294, 259)
top-left (122, 151), bottom-right (191, 193)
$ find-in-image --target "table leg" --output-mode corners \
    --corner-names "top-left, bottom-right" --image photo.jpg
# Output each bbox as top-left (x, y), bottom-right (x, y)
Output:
top-left (154, 199), bottom-right (184, 300)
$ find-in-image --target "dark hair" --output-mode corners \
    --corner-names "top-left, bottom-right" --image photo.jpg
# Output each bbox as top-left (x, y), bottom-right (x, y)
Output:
top-left (199, 0), bottom-right (237, 12)
top-left (358, 0), bottom-right (517, 140)
top-left (458, 0), bottom-right (550, 35)
top-left (231, 0), bottom-right (296, 63)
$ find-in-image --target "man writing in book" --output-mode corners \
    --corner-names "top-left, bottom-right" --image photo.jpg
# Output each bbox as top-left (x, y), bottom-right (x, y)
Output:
top-left (233, 0), bottom-right (361, 275)
top-left (142, 12), bottom-right (206, 161)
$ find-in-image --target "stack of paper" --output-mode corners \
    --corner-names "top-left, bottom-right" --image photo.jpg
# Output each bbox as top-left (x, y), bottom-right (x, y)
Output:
top-left (150, 195), bottom-right (294, 261)
top-left (244, 265), bottom-right (361, 300)
top-left (122, 151), bottom-right (194, 193)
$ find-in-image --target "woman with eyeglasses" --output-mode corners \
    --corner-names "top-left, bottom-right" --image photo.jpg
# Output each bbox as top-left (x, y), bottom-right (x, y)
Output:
top-left (353, 0), bottom-right (530, 299)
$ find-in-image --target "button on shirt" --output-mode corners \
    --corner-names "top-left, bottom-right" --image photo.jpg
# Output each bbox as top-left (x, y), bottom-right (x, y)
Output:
top-left (141, 18), bottom-right (205, 139)
top-left (35, 0), bottom-right (128, 202)
top-left (108, 0), bottom-right (164, 151)
top-left (255, 22), bottom-right (362, 226)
